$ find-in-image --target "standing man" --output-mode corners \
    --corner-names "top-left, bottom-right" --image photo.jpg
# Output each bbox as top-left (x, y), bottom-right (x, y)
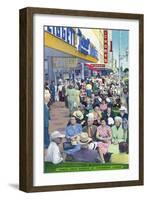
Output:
top-left (44, 89), bottom-right (51, 156)
top-left (50, 80), bottom-right (56, 102)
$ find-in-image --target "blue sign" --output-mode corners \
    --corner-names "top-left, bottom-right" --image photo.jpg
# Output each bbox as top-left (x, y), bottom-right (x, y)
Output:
top-left (78, 37), bottom-right (90, 55)
top-left (90, 46), bottom-right (98, 59)
top-left (46, 26), bottom-right (75, 46)
top-left (46, 26), bottom-right (98, 60)
top-left (77, 29), bottom-right (98, 59)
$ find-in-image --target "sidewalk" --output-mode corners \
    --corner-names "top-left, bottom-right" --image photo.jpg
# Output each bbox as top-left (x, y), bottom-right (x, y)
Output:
top-left (49, 101), bottom-right (70, 134)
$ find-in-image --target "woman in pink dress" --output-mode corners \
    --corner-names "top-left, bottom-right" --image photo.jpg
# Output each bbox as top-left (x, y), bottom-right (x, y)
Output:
top-left (96, 118), bottom-right (112, 156)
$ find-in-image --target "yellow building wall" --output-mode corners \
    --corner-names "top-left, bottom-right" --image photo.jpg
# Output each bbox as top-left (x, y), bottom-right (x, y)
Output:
top-left (44, 31), bottom-right (98, 63)
top-left (92, 29), bottom-right (104, 64)
top-left (81, 29), bottom-right (104, 64)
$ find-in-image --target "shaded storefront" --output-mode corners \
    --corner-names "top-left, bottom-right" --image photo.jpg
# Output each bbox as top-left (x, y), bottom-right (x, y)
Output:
top-left (44, 26), bottom-right (98, 85)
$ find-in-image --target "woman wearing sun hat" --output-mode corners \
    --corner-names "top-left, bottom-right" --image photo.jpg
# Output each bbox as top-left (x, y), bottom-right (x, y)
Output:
top-left (72, 110), bottom-right (84, 125)
top-left (86, 81), bottom-right (92, 97)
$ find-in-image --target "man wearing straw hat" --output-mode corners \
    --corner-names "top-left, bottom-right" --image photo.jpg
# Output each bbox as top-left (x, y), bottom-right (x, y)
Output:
top-left (70, 132), bottom-right (102, 163)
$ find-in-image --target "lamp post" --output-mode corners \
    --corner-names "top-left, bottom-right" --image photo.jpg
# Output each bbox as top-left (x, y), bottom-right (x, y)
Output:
top-left (118, 31), bottom-right (121, 87)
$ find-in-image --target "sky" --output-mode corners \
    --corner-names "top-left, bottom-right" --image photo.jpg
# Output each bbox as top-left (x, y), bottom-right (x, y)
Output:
top-left (112, 30), bottom-right (129, 68)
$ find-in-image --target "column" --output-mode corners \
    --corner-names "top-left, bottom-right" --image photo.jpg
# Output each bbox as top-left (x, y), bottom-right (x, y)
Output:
top-left (81, 63), bottom-right (85, 80)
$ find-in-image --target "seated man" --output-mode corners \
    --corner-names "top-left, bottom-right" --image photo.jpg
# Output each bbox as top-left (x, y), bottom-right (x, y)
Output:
top-left (110, 142), bottom-right (129, 164)
top-left (45, 131), bottom-right (65, 164)
top-left (82, 113), bottom-right (97, 141)
top-left (70, 132), bottom-right (102, 163)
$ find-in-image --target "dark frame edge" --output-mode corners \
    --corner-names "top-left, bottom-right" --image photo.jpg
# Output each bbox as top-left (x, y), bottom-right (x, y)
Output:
top-left (21, 7), bottom-right (143, 20)
top-left (27, 180), bottom-right (143, 193)
top-left (19, 7), bottom-right (144, 193)
top-left (19, 7), bottom-right (34, 192)
top-left (139, 14), bottom-right (144, 186)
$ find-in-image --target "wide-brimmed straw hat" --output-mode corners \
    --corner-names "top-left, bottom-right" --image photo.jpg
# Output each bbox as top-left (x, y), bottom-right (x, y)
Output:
top-left (79, 132), bottom-right (92, 145)
top-left (73, 110), bottom-right (84, 120)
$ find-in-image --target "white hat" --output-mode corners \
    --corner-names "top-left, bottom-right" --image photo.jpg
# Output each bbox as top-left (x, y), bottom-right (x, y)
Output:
top-left (106, 97), bottom-right (111, 103)
top-left (119, 106), bottom-right (127, 112)
top-left (98, 97), bottom-right (102, 102)
top-left (50, 131), bottom-right (65, 140)
top-left (108, 117), bottom-right (114, 125)
top-left (86, 113), bottom-right (94, 120)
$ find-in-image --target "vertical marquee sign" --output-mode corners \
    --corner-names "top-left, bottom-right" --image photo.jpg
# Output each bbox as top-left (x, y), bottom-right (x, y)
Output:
top-left (104, 30), bottom-right (108, 63)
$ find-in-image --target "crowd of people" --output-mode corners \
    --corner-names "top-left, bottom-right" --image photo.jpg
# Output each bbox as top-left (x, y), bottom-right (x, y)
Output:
top-left (44, 74), bottom-right (129, 165)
